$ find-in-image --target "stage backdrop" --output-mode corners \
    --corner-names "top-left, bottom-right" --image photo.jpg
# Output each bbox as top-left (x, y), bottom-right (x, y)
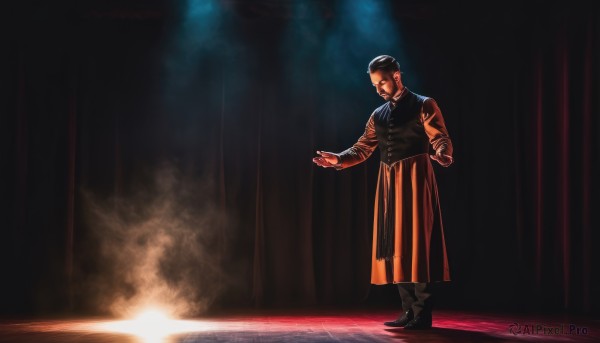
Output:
top-left (1, 0), bottom-right (598, 315)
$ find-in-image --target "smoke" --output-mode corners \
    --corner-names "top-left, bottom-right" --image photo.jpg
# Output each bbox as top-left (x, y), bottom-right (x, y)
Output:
top-left (80, 161), bottom-right (231, 318)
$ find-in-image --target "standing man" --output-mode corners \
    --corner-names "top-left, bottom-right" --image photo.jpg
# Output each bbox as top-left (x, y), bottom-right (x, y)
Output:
top-left (313, 55), bottom-right (453, 330)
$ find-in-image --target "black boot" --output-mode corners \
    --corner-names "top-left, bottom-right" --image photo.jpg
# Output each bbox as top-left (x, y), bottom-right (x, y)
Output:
top-left (383, 309), bottom-right (413, 327)
top-left (403, 311), bottom-right (432, 330)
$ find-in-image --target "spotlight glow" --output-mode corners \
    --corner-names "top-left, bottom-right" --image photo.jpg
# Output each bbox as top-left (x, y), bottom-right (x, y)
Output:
top-left (91, 308), bottom-right (208, 343)
top-left (135, 309), bottom-right (170, 323)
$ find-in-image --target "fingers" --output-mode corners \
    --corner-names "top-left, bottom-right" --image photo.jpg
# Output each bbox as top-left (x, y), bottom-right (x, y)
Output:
top-left (440, 154), bottom-right (453, 166)
top-left (317, 150), bottom-right (335, 158)
top-left (430, 154), bottom-right (453, 167)
top-left (312, 157), bottom-right (333, 168)
top-left (315, 150), bottom-right (339, 167)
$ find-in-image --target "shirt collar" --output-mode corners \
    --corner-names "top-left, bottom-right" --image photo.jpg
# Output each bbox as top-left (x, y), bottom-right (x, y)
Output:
top-left (389, 87), bottom-right (408, 109)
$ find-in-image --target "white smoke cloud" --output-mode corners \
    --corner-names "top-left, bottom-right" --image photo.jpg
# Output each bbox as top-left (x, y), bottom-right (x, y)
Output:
top-left (80, 161), bottom-right (231, 318)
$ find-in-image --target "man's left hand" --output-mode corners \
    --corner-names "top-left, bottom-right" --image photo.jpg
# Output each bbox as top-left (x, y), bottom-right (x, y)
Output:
top-left (430, 151), bottom-right (453, 167)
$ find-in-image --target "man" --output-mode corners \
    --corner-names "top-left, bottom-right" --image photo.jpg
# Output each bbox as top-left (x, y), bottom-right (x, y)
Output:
top-left (313, 55), bottom-right (453, 330)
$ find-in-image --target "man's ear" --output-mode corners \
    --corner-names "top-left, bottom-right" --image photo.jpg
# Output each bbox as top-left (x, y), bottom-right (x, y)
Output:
top-left (393, 71), bottom-right (401, 82)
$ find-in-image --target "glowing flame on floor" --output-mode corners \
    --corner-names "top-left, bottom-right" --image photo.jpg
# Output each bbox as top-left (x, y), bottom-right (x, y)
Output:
top-left (92, 308), bottom-right (208, 343)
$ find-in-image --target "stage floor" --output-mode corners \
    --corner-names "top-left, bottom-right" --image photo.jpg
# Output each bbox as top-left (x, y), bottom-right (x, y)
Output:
top-left (0, 309), bottom-right (597, 343)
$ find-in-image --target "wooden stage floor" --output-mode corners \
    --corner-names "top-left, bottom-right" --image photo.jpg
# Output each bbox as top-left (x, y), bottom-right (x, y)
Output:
top-left (0, 309), bottom-right (597, 342)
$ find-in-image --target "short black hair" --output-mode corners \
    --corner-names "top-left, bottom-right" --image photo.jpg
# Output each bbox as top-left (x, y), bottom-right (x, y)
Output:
top-left (367, 55), bottom-right (401, 74)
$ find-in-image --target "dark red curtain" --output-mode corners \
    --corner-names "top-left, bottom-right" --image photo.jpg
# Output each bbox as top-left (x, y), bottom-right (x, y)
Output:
top-left (514, 6), bottom-right (599, 312)
top-left (1, 0), bottom-right (598, 315)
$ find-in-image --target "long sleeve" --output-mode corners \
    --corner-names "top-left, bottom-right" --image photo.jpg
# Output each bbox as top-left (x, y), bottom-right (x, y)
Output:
top-left (421, 98), bottom-right (453, 157)
top-left (336, 113), bottom-right (378, 169)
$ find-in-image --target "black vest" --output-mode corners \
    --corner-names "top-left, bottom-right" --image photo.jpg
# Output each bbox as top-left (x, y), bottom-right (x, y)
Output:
top-left (372, 90), bottom-right (429, 165)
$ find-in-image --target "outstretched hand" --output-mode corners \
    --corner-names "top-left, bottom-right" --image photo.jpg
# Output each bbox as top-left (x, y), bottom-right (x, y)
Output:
top-left (313, 151), bottom-right (340, 168)
top-left (430, 151), bottom-right (453, 167)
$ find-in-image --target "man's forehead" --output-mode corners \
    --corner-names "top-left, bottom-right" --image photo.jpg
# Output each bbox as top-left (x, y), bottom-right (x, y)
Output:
top-left (370, 71), bottom-right (393, 83)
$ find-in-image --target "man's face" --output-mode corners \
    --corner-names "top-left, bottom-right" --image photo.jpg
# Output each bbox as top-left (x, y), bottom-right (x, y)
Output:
top-left (370, 70), bottom-right (400, 101)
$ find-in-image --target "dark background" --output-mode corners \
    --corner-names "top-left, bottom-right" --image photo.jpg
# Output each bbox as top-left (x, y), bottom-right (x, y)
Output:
top-left (1, 0), bottom-right (598, 316)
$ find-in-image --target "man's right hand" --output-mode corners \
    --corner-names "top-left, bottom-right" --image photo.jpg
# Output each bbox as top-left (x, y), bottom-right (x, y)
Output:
top-left (313, 151), bottom-right (340, 168)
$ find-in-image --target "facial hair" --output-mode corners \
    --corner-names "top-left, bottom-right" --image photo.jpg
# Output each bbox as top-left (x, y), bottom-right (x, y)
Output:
top-left (380, 82), bottom-right (399, 101)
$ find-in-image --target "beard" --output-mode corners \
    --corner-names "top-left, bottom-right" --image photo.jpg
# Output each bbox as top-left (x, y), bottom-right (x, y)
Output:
top-left (379, 83), bottom-right (399, 101)
top-left (379, 93), bottom-right (391, 101)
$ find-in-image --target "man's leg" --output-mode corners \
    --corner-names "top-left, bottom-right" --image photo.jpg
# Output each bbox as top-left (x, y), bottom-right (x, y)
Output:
top-left (412, 282), bottom-right (433, 316)
top-left (403, 282), bottom-right (433, 329)
top-left (384, 283), bottom-right (416, 327)
top-left (397, 283), bottom-right (417, 311)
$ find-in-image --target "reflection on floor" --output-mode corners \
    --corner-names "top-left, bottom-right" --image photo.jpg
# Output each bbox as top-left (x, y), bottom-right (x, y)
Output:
top-left (0, 309), bottom-right (597, 343)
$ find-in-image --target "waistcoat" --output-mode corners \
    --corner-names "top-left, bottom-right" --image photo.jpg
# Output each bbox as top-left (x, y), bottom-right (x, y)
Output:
top-left (372, 90), bottom-right (429, 165)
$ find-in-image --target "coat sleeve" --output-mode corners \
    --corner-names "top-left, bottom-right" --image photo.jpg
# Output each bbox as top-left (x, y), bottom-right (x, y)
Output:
top-left (336, 113), bottom-right (378, 169)
top-left (421, 98), bottom-right (453, 157)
